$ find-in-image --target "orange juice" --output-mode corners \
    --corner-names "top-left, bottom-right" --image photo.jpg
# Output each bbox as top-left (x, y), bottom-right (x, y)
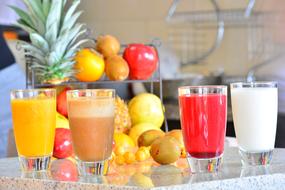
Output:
top-left (11, 97), bottom-right (56, 157)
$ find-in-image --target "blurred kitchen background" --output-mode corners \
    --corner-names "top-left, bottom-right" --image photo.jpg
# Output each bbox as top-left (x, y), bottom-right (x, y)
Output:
top-left (2, 0), bottom-right (285, 149)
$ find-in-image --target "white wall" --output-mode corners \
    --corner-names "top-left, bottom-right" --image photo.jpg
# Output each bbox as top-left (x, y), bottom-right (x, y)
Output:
top-left (77, 0), bottom-right (285, 76)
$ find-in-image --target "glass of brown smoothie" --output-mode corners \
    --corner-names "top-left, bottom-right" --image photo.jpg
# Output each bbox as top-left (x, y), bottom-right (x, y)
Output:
top-left (66, 89), bottom-right (115, 176)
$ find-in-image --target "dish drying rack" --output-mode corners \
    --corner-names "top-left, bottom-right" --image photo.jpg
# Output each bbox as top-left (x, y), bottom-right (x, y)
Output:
top-left (24, 39), bottom-right (169, 132)
top-left (166, 0), bottom-right (282, 70)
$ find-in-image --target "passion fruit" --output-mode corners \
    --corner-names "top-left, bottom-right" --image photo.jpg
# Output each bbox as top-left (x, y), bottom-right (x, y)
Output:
top-left (96, 35), bottom-right (120, 58)
top-left (150, 136), bottom-right (181, 165)
top-left (138, 130), bottom-right (165, 147)
top-left (105, 55), bottom-right (129, 81)
top-left (166, 130), bottom-right (186, 158)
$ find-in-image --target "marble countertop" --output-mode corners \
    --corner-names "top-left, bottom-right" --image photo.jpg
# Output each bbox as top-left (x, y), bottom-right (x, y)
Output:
top-left (1, 148), bottom-right (285, 190)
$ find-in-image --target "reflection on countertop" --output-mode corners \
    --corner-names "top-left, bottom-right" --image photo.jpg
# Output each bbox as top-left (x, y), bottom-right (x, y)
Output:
top-left (1, 148), bottom-right (285, 189)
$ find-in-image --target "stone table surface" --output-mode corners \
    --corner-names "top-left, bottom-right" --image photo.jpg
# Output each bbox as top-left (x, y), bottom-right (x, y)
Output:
top-left (1, 148), bottom-right (285, 190)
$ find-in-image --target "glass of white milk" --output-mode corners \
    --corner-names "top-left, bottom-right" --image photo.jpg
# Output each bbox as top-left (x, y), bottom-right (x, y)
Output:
top-left (230, 82), bottom-right (278, 166)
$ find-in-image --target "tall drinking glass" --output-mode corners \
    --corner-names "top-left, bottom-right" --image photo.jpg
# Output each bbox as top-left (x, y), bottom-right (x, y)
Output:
top-left (67, 89), bottom-right (115, 176)
top-left (178, 86), bottom-right (227, 173)
top-left (11, 89), bottom-right (56, 171)
top-left (231, 82), bottom-right (278, 166)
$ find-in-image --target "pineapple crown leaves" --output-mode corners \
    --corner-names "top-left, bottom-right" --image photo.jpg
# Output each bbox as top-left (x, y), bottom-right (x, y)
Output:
top-left (11, 0), bottom-right (91, 81)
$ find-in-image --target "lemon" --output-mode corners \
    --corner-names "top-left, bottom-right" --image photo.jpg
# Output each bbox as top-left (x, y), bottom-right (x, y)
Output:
top-left (128, 93), bottom-right (164, 128)
top-left (113, 133), bottom-right (135, 149)
top-left (128, 123), bottom-right (162, 146)
top-left (56, 112), bottom-right (69, 129)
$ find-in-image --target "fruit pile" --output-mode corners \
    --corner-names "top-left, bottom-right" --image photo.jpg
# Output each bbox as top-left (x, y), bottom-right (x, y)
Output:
top-left (111, 93), bottom-right (186, 166)
top-left (54, 88), bottom-right (186, 168)
top-left (74, 35), bottom-right (159, 82)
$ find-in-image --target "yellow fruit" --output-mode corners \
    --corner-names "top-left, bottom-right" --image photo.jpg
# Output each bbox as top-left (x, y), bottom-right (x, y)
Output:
top-left (96, 35), bottom-right (120, 58)
top-left (114, 96), bottom-right (131, 134)
top-left (124, 152), bottom-right (136, 164)
top-left (113, 133), bottom-right (135, 149)
top-left (56, 112), bottom-right (69, 129)
top-left (115, 155), bottom-right (125, 165)
top-left (138, 146), bottom-right (151, 158)
top-left (135, 150), bottom-right (148, 162)
top-left (74, 48), bottom-right (105, 82)
top-left (105, 55), bottom-right (129, 81)
top-left (114, 146), bottom-right (127, 156)
top-left (128, 93), bottom-right (164, 128)
top-left (128, 123), bottom-right (162, 146)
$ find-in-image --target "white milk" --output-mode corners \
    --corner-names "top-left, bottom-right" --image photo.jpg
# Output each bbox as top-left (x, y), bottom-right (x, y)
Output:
top-left (231, 87), bottom-right (278, 152)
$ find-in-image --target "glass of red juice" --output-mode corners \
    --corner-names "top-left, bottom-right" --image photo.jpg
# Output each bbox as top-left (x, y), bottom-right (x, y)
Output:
top-left (178, 86), bottom-right (227, 173)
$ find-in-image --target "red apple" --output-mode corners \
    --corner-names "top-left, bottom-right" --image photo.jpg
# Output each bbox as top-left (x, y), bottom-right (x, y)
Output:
top-left (57, 87), bottom-right (71, 118)
top-left (53, 128), bottom-right (73, 159)
top-left (123, 44), bottom-right (158, 80)
top-left (51, 159), bottom-right (78, 182)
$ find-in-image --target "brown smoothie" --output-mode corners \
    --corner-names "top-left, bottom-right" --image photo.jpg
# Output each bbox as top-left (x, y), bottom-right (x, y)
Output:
top-left (67, 98), bottom-right (115, 162)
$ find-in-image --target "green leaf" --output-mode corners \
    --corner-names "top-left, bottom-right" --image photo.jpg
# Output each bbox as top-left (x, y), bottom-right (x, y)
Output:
top-left (48, 52), bottom-right (60, 65)
top-left (63, 0), bottom-right (80, 23)
top-left (60, 11), bottom-right (82, 35)
top-left (30, 33), bottom-right (50, 53)
top-left (63, 49), bottom-right (76, 60)
top-left (15, 21), bottom-right (36, 33)
top-left (22, 43), bottom-right (45, 57)
top-left (45, 0), bottom-right (63, 45)
top-left (42, 0), bottom-right (51, 17)
top-left (9, 6), bottom-right (34, 28)
top-left (67, 28), bottom-right (87, 48)
top-left (69, 39), bottom-right (90, 52)
top-left (52, 24), bottom-right (83, 58)
top-left (22, 0), bottom-right (46, 23)
top-left (58, 61), bottom-right (75, 69)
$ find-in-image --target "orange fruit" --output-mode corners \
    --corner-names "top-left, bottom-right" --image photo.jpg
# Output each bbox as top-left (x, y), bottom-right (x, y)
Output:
top-left (74, 48), bottom-right (105, 82)
top-left (115, 155), bottom-right (125, 165)
top-left (124, 152), bottom-right (136, 164)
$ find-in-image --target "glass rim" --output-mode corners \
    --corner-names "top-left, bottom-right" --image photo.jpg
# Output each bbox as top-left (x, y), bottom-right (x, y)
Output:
top-left (67, 89), bottom-right (115, 93)
top-left (67, 89), bottom-right (116, 98)
top-left (11, 88), bottom-right (56, 93)
top-left (178, 85), bottom-right (227, 90)
top-left (231, 81), bottom-right (277, 88)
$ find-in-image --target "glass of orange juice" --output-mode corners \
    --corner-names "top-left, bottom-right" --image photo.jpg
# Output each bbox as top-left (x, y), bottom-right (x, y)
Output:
top-left (11, 89), bottom-right (56, 172)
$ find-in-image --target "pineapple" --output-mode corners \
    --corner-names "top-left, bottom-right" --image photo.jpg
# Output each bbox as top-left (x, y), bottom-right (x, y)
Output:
top-left (115, 96), bottom-right (132, 134)
top-left (11, 0), bottom-right (89, 84)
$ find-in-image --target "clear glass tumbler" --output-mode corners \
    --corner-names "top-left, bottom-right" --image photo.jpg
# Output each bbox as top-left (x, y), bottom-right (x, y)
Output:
top-left (11, 89), bottom-right (56, 172)
top-left (231, 82), bottom-right (278, 166)
top-left (178, 86), bottom-right (227, 173)
top-left (67, 89), bottom-right (115, 176)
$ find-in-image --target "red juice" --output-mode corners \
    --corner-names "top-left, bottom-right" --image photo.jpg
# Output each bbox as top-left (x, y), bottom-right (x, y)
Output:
top-left (179, 94), bottom-right (227, 159)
